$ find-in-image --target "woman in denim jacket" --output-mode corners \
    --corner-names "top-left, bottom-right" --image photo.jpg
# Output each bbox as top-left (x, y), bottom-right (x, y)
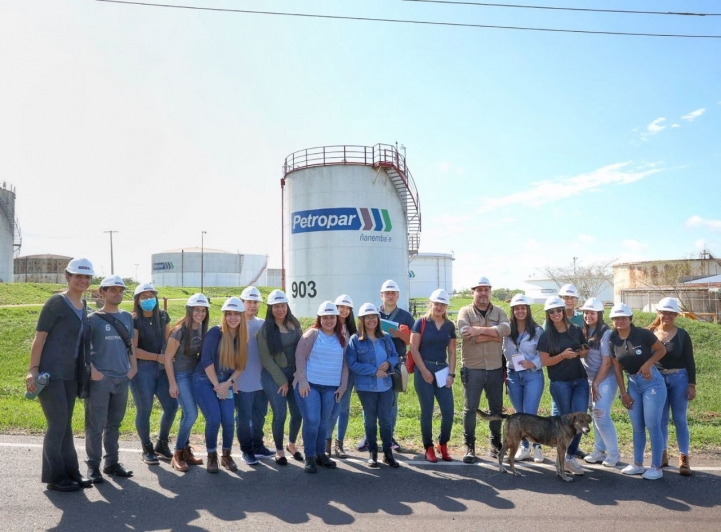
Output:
top-left (347, 303), bottom-right (400, 468)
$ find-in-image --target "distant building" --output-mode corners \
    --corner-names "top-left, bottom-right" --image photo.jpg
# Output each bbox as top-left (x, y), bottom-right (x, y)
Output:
top-left (521, 275), bottom-right (613, 304)
top-left (151, 248), bottom-right (268, 287)
top-left (14, 254), bottom-right (72, 283)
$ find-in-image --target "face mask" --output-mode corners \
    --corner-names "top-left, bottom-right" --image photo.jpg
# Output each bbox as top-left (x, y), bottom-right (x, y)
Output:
top-left (140, 298), bottom-right (157, 312)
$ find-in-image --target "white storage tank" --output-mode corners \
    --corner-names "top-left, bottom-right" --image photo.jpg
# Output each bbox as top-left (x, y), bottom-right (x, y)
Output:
top-left (0, 182), bottom-right (21, 283)
top-left (282, 144), bottom-right (421, 317)
top-left (151, 248), bottom-right (268, 287)
top-left (409, 253), bottom-right (454, 299)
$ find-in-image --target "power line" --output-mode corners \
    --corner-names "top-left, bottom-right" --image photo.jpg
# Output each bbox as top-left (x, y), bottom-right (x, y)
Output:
top-left (402, 0), bottom-right (721, 17)
top-left (96, 1), bottom-right (721, 39)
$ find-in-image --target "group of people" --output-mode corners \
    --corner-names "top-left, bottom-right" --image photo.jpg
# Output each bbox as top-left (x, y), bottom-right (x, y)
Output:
top-left (25, 258), bottom-right (697, 492)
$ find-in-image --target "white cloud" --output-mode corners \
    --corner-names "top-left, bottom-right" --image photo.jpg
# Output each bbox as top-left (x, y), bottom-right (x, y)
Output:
top-left (647, 117), bottom-right (667, 133)
top-left (686, 215), bottom-right (721, 231)
top-left (437, 162), bottom-right (452, 173)
top-left (622, 239), bottom-right (648, 252)
top-left (694, 238), bottom-right (707, 249)
top-left (671, 123), bottom-right (681, 128)
top-left (681, 108), bottom-right (706, 121)
top-left (475, 162), bottom-right (662, 213)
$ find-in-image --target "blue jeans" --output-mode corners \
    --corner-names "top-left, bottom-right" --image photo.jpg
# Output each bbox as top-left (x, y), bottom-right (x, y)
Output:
top-left (234, 389), bottom-right (268, 453)
top-left (129, 360), bottom-right (178, 446)
top-left (506, 369), bottom-right (544, 449)
top-left (589, 373), bottom-right (619, 457)
top-left (627, 367), bottom-right (667, 467)
top-left (661, 368), bottom-right (690, 455)
top-left (549, 378), bottom-right (589, 457)
top-left (295, 383), bottom-right (336, 458)
top-left (174, 371), bottom-right (198, 452)
top-left (261, 367), bottom-right (302, 450)
top-left (85, 376), bottom-right (130, 468)
top-left (357, 389), bottom-right (394, 452)
top-left (327, 374), bottom-right (353, 441)
top-left (462, 367), bottom-right (504, 447)
top-left (194, 373), bottom-right (235, 452)
top-left (415, 373), bottom-right (454, 448)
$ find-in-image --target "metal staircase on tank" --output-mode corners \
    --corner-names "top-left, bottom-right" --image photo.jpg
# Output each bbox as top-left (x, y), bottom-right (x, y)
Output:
top-left (282, 144), bottom-right (422, 256)
top-left (0, 182), bottom-right (22, 256)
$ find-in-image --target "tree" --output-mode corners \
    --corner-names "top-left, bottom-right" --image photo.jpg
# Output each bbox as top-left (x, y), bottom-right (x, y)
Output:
top-left (539, 259), bottom-right (615, 302)
top-left (491, 288), bottom-right (524, 302)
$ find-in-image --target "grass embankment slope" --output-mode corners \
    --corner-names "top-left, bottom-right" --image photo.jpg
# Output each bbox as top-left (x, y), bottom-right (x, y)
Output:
top-left (1, 284), bottom-right (719, 456)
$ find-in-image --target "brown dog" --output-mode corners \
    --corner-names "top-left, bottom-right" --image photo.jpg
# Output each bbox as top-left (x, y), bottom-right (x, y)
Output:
top-left (477, 410), bottom-right (592, 482)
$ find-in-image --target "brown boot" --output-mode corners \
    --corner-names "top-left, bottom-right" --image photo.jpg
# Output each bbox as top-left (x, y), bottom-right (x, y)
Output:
top-left (325, 439), bottom-right (332, 456)
top-left (221, 449), bottom-right (237, 472)
top-left (661, 449), bottom-right (669, 468)
top-left (679, 454), bottom-right (692, 476)
top-left (335, 440), bottom-right (348, 459)
top-left (207, 452), bottom-right (219, 474)
top-left (184, 445), bottom-right (203, 466)
top-left (171, 449), bottom-right (188, 472)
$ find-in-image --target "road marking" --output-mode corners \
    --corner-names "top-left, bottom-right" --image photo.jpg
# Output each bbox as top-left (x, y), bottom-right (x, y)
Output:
top-left (2, 442), bottom-right (719, 471)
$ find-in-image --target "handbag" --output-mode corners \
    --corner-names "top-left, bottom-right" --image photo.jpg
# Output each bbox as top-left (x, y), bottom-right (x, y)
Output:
top-left (382, 335), bottom-right (408, 393)
top-left (405, 318), bottom-right (426, 375)
top-left (76, 300), bottom-right (92, 399)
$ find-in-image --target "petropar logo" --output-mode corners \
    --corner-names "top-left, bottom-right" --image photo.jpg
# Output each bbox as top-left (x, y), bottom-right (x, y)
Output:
top-left (291, 208), bottom-right (393, 234)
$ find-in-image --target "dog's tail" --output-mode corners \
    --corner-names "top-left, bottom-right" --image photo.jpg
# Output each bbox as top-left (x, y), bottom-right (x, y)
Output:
top-left (476, 409), bottom-right (508, 421)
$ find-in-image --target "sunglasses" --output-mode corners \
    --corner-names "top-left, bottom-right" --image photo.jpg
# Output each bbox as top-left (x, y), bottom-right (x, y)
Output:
top-left (547, 308), bottom-right (564, 315)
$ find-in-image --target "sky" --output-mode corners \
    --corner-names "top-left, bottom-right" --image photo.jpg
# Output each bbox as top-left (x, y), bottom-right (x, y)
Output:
top-left (2, 0), bottom-right (720, 290)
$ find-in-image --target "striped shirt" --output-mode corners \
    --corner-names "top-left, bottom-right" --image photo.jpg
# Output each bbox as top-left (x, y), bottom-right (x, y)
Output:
top-left (306, 332), bottom-right (344, 386)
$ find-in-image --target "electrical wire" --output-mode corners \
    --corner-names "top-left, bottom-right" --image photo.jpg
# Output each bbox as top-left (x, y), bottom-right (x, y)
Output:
top-left (95, 1), bottom-right (721, 39)
top-left (401, 0), bottom-right (721, 17)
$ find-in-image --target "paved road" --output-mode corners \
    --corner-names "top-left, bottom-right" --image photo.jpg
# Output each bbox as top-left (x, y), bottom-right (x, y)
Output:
top-left (1, 435), bottom-right (719, 531)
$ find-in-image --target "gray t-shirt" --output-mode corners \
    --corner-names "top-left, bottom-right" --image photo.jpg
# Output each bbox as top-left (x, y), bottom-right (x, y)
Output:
top-left (89, 310), bottom-right (135, 378)
top-left (170, 326), bottom-right (203, 374)
top-left (237, 317), bottom-right (265, 392)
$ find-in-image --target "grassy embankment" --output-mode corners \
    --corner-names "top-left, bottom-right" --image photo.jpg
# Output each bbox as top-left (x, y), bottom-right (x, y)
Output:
top-left (1, 284), bottom-right (719, 456)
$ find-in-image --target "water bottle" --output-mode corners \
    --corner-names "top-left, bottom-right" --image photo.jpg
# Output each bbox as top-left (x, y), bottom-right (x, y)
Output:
top-left (25, 373), bottom-right (50, 400)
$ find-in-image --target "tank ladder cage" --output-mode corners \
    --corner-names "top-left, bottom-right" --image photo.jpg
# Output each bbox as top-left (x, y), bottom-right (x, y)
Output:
top-left (0, 181), bottom-right (22, 256)
top-left (282, 144), bottom-right (421, 254)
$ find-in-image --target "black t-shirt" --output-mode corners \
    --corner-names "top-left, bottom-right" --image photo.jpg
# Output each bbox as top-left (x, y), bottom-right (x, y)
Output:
top-left (537, 325), bottom-right (587, 382)
top-left (609, 325), bottom-right (658, 375)
top-left (133, 310), bottom-right (170, 355)
top-left (655, 328), bottom-right (696, 384)
top-left (379, 306), bottom-right (415, 358)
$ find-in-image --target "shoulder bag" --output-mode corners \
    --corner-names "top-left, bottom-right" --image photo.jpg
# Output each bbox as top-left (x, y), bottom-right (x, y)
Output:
top-left (405, 318), bottom-right (426, 374)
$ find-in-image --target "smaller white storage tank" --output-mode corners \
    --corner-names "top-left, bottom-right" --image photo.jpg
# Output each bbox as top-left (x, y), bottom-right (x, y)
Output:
top-left (14, 254), bottom-right (73, 283)
top-left (151, 248), bottom-right (268, 287)
top-left (0, 182), bottom-right (21, 283)
top-left (409, 253), bottom-right (454, 299)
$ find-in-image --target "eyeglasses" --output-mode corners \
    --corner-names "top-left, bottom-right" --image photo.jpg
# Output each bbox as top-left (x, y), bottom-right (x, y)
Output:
top-left (547, 308), bottom-right (564, 315)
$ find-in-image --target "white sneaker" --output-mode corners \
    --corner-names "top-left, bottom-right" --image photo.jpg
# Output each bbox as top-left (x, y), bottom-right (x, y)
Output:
top-left (584, 450), bottom-right (607, 464)
top-left (533, 447), bottom-right (543, 463)
top-left (602, 454), bottom-right (621, 467)
top-left (514, 447), bottom-right (531, 461)
top-left (564, 457), bottom-right (584, 475)
top-left (621, 464), bottom-right (645, 475)
top-left (642, 467), bottom-right (663, 480)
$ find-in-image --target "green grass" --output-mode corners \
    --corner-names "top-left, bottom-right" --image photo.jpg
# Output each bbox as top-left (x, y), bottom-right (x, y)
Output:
top-left (2, 285), bottom-right (720, 457)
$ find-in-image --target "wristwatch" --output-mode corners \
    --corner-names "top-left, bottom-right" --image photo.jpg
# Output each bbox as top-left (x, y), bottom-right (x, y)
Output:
top-left (448, 373), bottom-right (456, 378)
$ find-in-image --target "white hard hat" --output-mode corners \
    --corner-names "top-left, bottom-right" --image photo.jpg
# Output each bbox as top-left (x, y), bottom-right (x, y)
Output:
top-left (134, 282), bottom-right (158, 297)
top-left (472, 276), bottom-right (492, 288)
top-left (510, 294), bottom-right (531, 307)
top-left (317, 300), bottom-right (339, 316)
top-left (543, 296), bottom-right (565, 311)
top-left (609, 303), bottom-right (633, 318)
top-left (657, 297), bottom-right (681, 314)
top-left (240, 286), bottom-right (262, 302)
top-left (267, 289), bottom-right (289, 305)
top-left (66, 257), bottom-right (94, 276)
top-left (380, 280), bottom-right (400, 292)
top-left (358, 302), bottom-right (380, 317)
top-left (221, 296), bottom-right (246, 313)
top-left (187, 293), bottom-right (210, 308)
top-left (429, 289), bottom-right (450, 304)
top-left (99, 275), bottom-right (126, 289)
top-left (558, 283), bottom-right (580, 298)
top-left (334, 294), bottom-right (354, 308)
top-left (580, 297), bottom-right (604, 313)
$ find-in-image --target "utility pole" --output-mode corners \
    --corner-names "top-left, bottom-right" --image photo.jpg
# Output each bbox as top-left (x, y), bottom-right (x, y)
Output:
top-left (104, 230), bottom-right (118, 274)
top-left (134, 263), bottom-right (139, 282)
top-left (201, 231), bottom-right (207, 293)
top-left (573, 256), bottom-right (578, 283)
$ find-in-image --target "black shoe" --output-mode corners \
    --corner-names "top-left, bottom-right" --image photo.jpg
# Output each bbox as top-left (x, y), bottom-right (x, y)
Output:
top-left (286, 445), bottom-right (304, 461)
top-left (367, 450), bottom-right (379, 468)
top-left (154, 439), bottom-right (173, 461)
top-left (383, 450), bottom-right (400, 468)
top-left (142, 443), bottom-right (160, 465)
top-left (255, 446), bottom-right (276, 458)
top-left (304, 457), bottom-right (318, 474)
top-left (70, 474), bottom-right (93, 488)
top-left (103, 463), bottom-right (134, 478)
top-left (274, 455), bottom-right (288, 466)
top-left (316, 453), bottom-right (337, 469)
top-left (356, 437), bottom-right (369, 452)
top-left (47, 478), bottom-right (81, 492)
top-left (463, 444), bottom-right (477, 464)
top-left (87, 467), bottom-right (104, 484)
top-left (575, 448), bottom-right (588, 460)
